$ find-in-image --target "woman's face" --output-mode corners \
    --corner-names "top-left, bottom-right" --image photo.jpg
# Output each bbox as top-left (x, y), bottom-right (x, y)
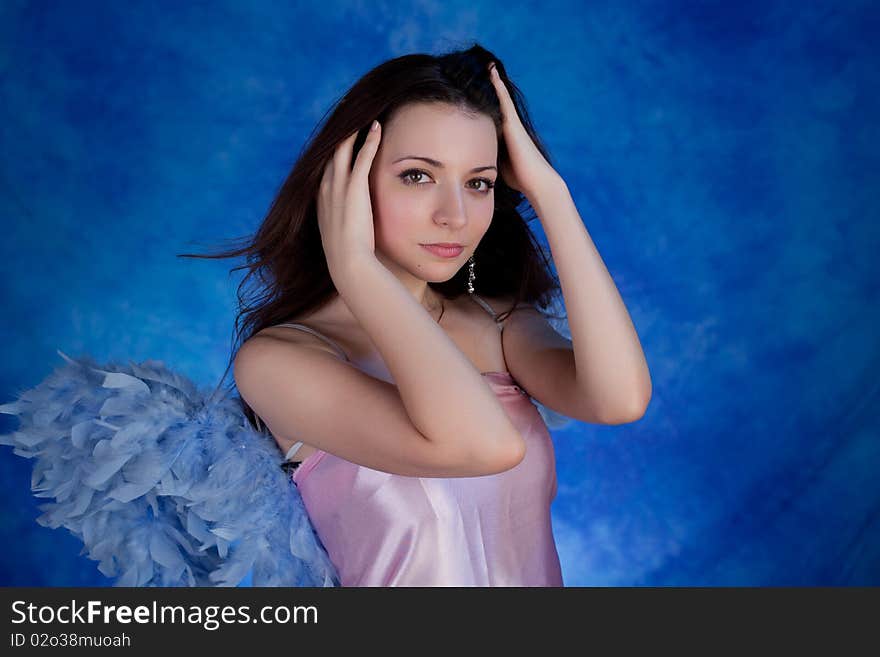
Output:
top-left (368, 102), bottom-right (498, 282)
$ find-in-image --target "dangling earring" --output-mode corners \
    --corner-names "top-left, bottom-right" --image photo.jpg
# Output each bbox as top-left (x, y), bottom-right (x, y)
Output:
top-left (467, 255), bottom-right (476, 294)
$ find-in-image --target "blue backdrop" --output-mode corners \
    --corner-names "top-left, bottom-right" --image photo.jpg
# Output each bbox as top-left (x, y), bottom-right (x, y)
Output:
top-left (1, 0), bottom-right (877, 586)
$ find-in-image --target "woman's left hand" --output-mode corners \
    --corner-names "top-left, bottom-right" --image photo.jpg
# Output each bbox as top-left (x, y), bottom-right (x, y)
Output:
top-left (487, 61), bottom-right (564, 199)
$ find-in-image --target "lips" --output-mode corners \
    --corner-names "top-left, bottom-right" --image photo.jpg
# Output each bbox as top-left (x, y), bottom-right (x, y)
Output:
top-left (421, 244), bottom-right (464, 258)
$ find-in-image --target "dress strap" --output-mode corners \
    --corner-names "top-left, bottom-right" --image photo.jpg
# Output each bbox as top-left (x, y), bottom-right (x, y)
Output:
top-left (470, 294), bottom-right (503, 325)
top-left (253, 322), bottom-right (351, 452)
top-left (470, 294), bottom-right (536, 332)
top-left (269, 323), bottom-right (351, 362)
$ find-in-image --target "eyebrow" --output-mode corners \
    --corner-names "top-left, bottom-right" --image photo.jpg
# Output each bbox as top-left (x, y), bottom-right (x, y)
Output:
top-left (392, 156), bottom-right (497, 174)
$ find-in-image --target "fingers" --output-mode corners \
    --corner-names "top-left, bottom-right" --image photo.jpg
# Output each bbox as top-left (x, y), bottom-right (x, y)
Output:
top-left (322, 123), bottom-right (381, 192)
top-left (487, 61), bottom-right (514, 111)
top-left (319, 122), bottom-right (381, 209)
top-left (318, 129), bottom-right (356, 203)
top-left (319, 155), bottom-right (334, 197)
top-left (350, 120), bottom-right (381, 185)
top-left (332, 129), bottom-right (360, 195)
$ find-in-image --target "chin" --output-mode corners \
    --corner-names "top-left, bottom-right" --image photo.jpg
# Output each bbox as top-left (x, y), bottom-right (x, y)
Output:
top-left (414, 264), bottom-right (460, 284)
top-left (414, 266), bottom-right (450, 280)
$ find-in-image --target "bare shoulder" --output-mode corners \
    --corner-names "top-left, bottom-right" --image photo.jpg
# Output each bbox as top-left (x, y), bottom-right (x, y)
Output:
top-left (233, 314), bottom-right (523, 478)
top-left (235, 322), bottom-right (348, 464)
top-left (247, 320), bottom-right (343, 360)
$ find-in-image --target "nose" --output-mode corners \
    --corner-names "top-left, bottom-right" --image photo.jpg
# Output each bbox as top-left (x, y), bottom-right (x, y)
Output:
top-left (433, 186), bottom-right (468, 229)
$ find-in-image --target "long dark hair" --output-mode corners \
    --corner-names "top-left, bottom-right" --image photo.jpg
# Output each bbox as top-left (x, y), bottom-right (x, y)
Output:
top-left (179, 42), bottom-right (566, 432)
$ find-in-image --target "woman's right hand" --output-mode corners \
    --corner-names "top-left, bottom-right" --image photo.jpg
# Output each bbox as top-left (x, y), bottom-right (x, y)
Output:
top-left (317, 120), bottom-right (383, 279)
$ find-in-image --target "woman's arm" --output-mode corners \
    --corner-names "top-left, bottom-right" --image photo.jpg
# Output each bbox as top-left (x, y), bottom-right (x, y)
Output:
top-left (333, 254), bottom-right (527, 467)
top-left (530, 180), bottom-right (652, 420)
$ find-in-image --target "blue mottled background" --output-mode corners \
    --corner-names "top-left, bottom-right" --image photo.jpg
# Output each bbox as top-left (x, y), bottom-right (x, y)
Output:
top-left (1, 0), bottom-right (878, 586)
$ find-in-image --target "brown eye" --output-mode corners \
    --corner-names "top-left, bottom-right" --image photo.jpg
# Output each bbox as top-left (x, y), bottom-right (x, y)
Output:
top-left (399, 169), bottom-right (431, 185)
top-left (399, 168), bottom-right (495, 195)
top-left (470, 178), bottom-right (496, 193)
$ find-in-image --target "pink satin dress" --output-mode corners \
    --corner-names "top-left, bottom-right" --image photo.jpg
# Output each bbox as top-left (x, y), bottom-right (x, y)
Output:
top-left (263, 294), bottom-right (563, 587)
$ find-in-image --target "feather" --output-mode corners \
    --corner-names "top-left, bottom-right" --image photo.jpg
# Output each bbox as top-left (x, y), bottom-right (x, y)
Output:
top-left (0, 349), bottom-right (340, 587)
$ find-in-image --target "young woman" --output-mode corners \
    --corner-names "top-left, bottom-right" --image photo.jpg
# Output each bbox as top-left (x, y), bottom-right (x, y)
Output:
top-left (1, 44), bottom-right (650, 587)
top-left (226, 45), bottom-right (651, 586)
